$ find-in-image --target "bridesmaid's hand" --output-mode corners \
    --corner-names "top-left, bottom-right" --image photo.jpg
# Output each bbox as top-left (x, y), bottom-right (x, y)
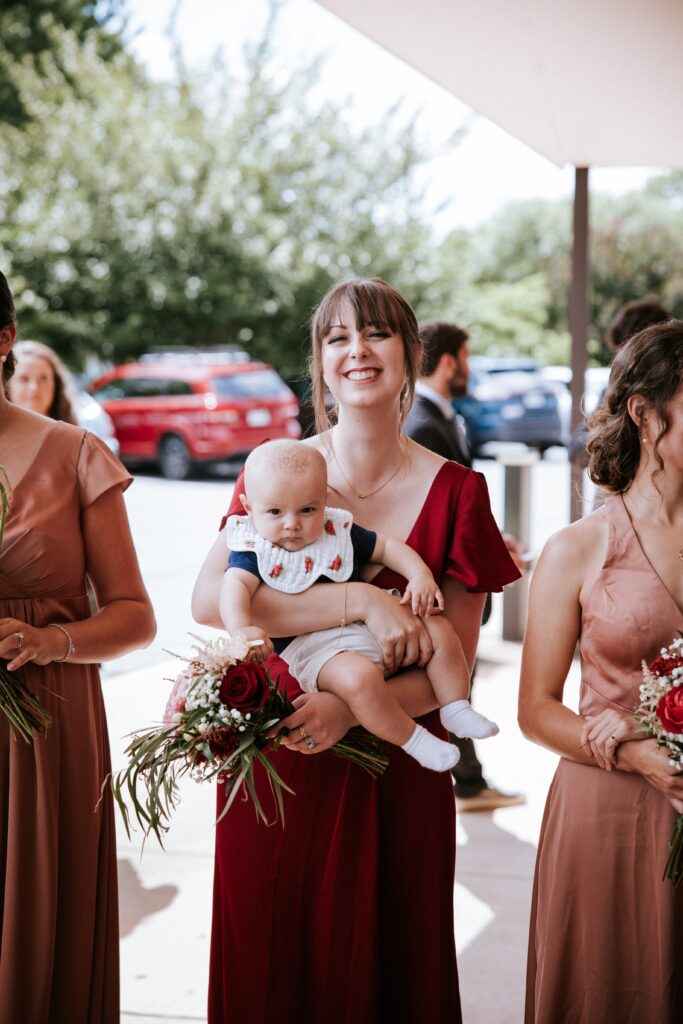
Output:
top-left (273, 692), bottom-right (356, 755)
top-left (0, 618), bottom-right (68, 671)
top-left (580, 708), bottom-right (646, 770)
top-left (618, 738), bottom-right (683, 813)
top-left (358, 587), bottom-right (433, 673)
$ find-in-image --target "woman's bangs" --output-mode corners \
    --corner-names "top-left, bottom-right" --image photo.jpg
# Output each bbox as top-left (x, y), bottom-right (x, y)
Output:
top-left (315, 280), bottom-right (401, 341)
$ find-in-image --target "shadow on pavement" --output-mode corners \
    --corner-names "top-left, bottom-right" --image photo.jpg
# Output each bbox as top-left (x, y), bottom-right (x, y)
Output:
top-left (457, 813), bottom-right (536, 1024)
top-left (118, 858), bottom-right (179, 938)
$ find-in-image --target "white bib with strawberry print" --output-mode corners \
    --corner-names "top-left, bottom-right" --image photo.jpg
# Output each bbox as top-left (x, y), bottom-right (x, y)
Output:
top-left (226, 507), bottom-right (355, 594)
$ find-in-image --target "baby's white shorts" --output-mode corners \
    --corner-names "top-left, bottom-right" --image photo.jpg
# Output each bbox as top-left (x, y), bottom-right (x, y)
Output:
top-left (280, 623), bottom-right (386, 694)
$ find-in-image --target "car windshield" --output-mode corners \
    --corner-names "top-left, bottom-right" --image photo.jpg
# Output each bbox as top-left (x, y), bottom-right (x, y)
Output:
top-left (211, 369), bottom-right (290, 398)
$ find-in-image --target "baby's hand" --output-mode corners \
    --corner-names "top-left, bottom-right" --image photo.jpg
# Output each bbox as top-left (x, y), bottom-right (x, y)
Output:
top-left (401, 571), bottom-right (444, 617)
top-left (236, 626), bottom-right (274, 664)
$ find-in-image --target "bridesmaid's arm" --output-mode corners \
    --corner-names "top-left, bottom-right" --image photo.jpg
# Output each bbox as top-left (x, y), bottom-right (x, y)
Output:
top-left (518, 529), bottom-right (597, 767)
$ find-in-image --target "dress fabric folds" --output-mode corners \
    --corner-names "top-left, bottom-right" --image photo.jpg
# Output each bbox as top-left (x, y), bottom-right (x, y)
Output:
top-left (526, 496), bottom-right (683, 1024)
top-left (209, 460), bottom-right (520, 1024)
top-left (0, 423), bottom-right (131, 1023)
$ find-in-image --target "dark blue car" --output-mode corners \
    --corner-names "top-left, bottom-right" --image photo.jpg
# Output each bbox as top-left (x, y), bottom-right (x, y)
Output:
top-left (453, 357), bottom-right (564, 455)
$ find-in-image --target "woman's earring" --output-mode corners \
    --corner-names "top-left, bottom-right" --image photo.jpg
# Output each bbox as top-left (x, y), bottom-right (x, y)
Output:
top-left (0, 355), bottom-right (6, 364)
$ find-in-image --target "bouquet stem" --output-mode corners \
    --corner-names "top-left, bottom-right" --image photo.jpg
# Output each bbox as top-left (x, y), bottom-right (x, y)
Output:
top-left (664, 813), bottom-right (683, 887)
top-left (0, 663), bottom-right (53, 742)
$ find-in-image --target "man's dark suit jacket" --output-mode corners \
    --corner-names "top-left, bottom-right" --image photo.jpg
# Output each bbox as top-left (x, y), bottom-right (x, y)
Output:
top-left (404, 393), bottom-right (470, 468)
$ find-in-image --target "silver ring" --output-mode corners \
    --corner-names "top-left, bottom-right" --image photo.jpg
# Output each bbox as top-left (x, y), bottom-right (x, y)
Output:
top-left (305, 735), bottom-right (315, 750)
top-left (15, 631), bottom-right (24, 651)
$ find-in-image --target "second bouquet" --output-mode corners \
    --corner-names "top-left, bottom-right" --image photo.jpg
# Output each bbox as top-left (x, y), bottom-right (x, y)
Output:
top-left (111, 634), bottom-right (388, 844)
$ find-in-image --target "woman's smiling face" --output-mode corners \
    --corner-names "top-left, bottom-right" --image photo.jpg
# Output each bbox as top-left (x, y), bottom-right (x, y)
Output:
top-left (321, 299), bottom-right (407, 414)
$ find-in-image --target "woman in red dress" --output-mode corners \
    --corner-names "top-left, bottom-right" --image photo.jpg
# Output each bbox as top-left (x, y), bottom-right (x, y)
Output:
top-left (192, 278), bottom-right (519, 1023)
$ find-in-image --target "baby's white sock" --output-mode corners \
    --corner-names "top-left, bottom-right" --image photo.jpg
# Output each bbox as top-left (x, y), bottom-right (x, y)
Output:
top-left (440, 699), bottom-right (499, 739)
top-left (401, 724), bottom-right (460, 772)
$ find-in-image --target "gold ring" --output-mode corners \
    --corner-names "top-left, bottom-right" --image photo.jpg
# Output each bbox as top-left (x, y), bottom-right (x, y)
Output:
top-left (299, 725), bottom-right (307, 740)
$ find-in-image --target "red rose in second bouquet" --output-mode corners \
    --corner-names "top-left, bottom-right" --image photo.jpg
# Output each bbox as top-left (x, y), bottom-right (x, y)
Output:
top-left (656, 687), bottom-right (683, 735)
top-left (650, 654), bottom-right (683, 677)
top-left (219, 662), bottom-right (270, 713)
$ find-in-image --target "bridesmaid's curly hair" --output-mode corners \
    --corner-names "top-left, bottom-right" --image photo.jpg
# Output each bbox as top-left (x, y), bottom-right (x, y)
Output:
top-left (0, 270), bottom-right (17, 386)
top-left (587, 320), bottom-right (683, 493)
top-left (309, 278), bottom-right (422, 435)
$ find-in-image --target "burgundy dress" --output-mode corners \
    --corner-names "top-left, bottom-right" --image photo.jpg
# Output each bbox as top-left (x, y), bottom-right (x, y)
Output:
top-left (209, 461), bottom-right (520, 1023)
top-left (526, 496), bottom-right (683, 1024)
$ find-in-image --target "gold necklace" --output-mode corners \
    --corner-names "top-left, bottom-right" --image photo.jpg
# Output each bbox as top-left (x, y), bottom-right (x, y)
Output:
top-left (331, 442), bottom-right (406, 500)
top-left (624, 494), bottom-right (683, 561)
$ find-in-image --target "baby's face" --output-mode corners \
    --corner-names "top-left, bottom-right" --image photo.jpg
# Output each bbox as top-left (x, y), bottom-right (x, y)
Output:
top-left (244, 465), bottom-right (327, 551)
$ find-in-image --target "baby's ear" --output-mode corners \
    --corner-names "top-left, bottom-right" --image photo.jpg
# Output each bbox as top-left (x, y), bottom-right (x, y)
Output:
top-left (239, 493), bottom-right (251, 513)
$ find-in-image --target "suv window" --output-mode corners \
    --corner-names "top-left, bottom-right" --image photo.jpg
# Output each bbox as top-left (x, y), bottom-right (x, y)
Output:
top-left (94, 377), bottom-right (194, 399)
top-left (212, 369), bottom-right (289, 399)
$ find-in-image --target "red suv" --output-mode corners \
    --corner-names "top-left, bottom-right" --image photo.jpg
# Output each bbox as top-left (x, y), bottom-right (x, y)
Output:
top-left (90, 351), bottom-right (301, 479)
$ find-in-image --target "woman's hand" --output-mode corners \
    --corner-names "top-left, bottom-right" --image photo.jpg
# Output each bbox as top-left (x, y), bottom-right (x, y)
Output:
top-left (0, 618), bottom-right (68, 671)
top-left (619, 738), bottom-right (683, 813)
top-left (272, 692), bottom-right (356, 755)
top-left (580, 708), bottom-right (647, 770)
top-left (359, 588), bottom-right (433, 673)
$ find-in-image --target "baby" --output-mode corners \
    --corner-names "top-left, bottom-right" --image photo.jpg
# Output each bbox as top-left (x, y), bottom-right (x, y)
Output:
top-left (220, 440), bottom-right (498, 772)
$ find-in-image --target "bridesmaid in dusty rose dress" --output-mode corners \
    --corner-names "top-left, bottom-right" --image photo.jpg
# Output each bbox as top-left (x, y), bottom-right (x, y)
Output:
top-left (519, 320), bottom-right (683, 1024)
top-left (0, 272), bottom-right (156, 1022)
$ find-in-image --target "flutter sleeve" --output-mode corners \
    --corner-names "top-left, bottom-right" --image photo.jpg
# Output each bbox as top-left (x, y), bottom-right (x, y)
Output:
top-left (445, 469), bottom-right (521, 592)
top-left (219, 468), bottom-right (246, 531)
top-left (77, 430), bottom-right (132, 508)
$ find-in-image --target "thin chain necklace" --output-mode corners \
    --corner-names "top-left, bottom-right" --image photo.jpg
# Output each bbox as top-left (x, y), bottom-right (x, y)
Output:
top-left (330, 440), bottom-right (406, 500)
top-left (624, 493), bottom-right (683, 562)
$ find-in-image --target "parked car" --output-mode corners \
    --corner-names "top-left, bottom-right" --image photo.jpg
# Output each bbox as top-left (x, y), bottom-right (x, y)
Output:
top-left (541, 364), bottom-right (611, 441)
top-left (453, 356), bottom-right (564, 455)
top-left (74, 391), bottom-right (120, 456)
top-left (90, 350), bottom-right (301, 479)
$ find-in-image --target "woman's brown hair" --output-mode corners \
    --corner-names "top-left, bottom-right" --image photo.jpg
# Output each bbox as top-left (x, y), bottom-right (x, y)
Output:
top-left (587, 320), bottom-right (683, 492)
top-left (0, 270), bottom-right (17, 386)
top-left (308, 278), bottom-right (422, 435)
top-left (10, 340), bottom-right (79, 425)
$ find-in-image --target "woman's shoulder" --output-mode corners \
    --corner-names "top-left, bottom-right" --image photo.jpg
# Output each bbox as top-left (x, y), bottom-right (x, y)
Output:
top-left (537, 505), bottom-right (610, 579)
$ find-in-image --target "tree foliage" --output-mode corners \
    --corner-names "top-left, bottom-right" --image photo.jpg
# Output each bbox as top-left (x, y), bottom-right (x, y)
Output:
top-left (1, 3), bottom-right (682, 379)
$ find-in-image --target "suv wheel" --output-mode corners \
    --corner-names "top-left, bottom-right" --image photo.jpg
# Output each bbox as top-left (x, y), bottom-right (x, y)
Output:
top-left (159, 435), bottom-right (193, 480)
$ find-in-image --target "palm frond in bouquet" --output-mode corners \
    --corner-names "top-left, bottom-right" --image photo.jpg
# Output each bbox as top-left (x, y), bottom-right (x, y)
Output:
top-left (0, 466), bottom-right (53, 742)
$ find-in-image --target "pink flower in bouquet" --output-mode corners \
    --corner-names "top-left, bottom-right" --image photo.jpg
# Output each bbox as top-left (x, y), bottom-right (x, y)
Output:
top-left (218, 662), bottom-right (270, 713)
top-left (656, 687), bottom-right (683, 735)
top-left (163, 670), bottom-right (192, 727)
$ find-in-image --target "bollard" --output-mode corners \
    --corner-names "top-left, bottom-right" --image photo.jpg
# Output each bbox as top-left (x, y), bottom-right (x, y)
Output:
top-left (495, 447), bottom-right (539, 642)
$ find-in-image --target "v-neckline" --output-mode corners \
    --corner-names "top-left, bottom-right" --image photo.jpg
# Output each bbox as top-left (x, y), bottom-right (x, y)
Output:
top-left (369, 461), bottom-right (450, 586)
top-left (618, 494), bottom-right (683, 619)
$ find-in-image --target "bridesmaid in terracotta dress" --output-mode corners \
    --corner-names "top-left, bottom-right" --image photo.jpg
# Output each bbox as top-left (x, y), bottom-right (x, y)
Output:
top-left (192, 277), bottom-right (520, 1023)
top-left (520, 320), bottom-right (683, 1024)
top-left (0, 271), bottom-right (156, 1022)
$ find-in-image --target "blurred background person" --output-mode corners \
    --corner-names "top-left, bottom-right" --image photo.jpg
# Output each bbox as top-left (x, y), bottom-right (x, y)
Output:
top-left (6, 338), bottom-right (79, 423)
top-left (406, 320), bottom-right (526, 812)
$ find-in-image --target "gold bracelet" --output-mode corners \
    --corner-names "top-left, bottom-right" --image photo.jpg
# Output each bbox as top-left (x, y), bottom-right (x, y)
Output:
top-left (340, 582), bottom-right (348, 631)
top-left (48, 623), bottom-right (75, 663)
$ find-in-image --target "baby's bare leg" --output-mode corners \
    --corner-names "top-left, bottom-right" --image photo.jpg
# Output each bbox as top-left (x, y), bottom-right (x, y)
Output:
top-left (423, 616), bottom-right (499, 740)
top-left (317, 652), bottom-right (458, 771)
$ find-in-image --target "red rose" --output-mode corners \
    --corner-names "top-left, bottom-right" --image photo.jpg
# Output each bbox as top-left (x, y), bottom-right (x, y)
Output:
top-left (206, 728), bottom-right (240, 759)
top-left (656, 688), bottom-right (683, 735)
top-left (218, 662), bottom-right (270, 713)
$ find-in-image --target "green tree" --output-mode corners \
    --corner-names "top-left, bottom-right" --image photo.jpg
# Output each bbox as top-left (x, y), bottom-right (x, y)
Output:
top-left (0, 0), bottom-right (123, 127)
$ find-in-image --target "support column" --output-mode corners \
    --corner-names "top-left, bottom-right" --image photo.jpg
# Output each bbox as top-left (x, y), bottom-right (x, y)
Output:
top-left (569, 165), bottom-right (590, 522)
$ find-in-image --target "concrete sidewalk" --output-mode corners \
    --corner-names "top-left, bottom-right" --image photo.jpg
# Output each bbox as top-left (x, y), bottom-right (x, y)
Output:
top-left (103, 623), bottom-right (580, 1024)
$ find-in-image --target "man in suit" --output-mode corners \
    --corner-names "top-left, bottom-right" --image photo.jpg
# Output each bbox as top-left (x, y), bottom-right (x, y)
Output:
top-left (405, 321), bottom-right (525, 812)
